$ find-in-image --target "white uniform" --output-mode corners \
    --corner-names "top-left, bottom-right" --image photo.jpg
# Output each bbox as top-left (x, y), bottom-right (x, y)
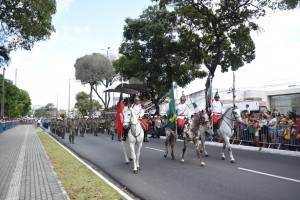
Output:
top-left (132, 103), bottom-right (145, 119)
top-left (176, 103), bottom-right (191, 119)
top-left (211, 100), bottom-right (223, 114)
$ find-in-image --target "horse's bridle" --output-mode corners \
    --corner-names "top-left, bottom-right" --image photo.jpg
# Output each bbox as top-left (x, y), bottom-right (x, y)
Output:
top-left (222, 108), bottom-right (241, 130)
top-left (123, 109), bottom-right (142, 138)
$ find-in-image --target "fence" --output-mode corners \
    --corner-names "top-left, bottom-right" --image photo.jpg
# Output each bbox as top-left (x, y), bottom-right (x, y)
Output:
top-left (0, 121), bottom-right (20, 133)
top-left (231, 124), bottom-right (300, 150)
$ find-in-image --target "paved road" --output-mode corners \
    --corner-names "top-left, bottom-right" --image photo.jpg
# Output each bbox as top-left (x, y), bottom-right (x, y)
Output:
top-left (0, 125), bottom-right (67, 200)
top-left (48, 129), bottom-right (300, 200)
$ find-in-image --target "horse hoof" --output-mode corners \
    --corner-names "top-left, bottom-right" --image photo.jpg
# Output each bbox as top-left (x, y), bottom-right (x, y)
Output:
top-left (164, 154), bottom-right (167, 158)
top-left (126, 162), bottom-right (130, 165)
top-left (200, 150), bottom-right (203, 153)
top-left (200, 162), bottom-right (205, 167)
top-left (222, 157), bottom-right (226, 160)
top-left (133, 170), bottom-right (138, 174)
top-left (172, 157), bottom-right (175, 160)
top-left (205, 154), bottom-right (209, 157)
top-left (180, 159), bottom-right (184, 163)
top-left (231, 160), bottom-right (236, 163)
top-left (129, 158), bottom-right (133, 161)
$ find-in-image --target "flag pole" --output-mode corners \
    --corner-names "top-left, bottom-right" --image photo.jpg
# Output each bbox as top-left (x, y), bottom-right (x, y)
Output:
top-left (210, 75), bottom-right (213, 133)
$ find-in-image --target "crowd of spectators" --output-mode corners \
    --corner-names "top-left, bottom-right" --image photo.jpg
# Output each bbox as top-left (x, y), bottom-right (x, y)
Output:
top-left (240, 108), bottom-right (300, 151)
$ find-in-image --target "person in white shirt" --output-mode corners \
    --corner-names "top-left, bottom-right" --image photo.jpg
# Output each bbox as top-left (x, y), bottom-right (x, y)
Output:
top-left (132, 97), bottom-right (145, 119)
top-left (176, 96), bottom-right (191, 138)
top-left (210, 91), bottom-right (223, 130)
top-left (131, 96), bottom-right (149, 142)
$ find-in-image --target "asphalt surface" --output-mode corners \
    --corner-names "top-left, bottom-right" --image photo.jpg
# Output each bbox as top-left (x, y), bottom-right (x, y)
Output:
top-left (47, 129), bottom-right (300, 200)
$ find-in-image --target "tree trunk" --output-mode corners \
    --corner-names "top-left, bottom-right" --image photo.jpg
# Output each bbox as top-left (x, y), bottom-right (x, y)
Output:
top-left (89, 84), bottom-right (93, 117)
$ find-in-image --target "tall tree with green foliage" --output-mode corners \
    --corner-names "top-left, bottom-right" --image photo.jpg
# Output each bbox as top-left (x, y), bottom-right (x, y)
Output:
top-left (34, 103), bottom-right (57, 118)
top-left (0, 0), bottom-right (56, 51)
top-left (0, 74), bottom-right (31, 118)
top-left (75, 91), bottom-right (101, 117)
top-left (0, 46), bottom-right (10, 67)
top-left (156, 0), bottom-right (299, 110)
top-left (74, 53), bottom-right (117, 110)
top-left (113, 5), bottom-right (207, 114)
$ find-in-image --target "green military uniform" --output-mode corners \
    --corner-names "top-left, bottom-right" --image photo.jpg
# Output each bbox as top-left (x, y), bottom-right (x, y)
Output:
top-left (69, 118), bottom-right (76, 144)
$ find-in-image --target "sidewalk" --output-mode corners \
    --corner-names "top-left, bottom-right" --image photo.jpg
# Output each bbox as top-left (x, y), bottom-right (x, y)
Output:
top-left (0, 125), bottom-right (68, 200)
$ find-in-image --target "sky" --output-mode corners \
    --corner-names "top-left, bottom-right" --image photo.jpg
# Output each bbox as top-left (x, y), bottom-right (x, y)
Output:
top-left (5, 0), bottom-right (300, 111)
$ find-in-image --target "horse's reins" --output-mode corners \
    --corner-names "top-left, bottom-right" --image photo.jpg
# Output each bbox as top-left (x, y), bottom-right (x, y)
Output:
top-left (124, 109), bottom-right (142, 141)
top-left (221, 108), bottom-right (241, 130)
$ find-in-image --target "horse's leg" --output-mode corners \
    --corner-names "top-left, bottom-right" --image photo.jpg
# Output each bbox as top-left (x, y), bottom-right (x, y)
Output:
top-left (200, 131), bottom-right (209, 157)
top-left (129, 143), bottom-right (138, 173)
top-left (171, 136), bottom-right (175, 160)
top-left (224, 136), bottom-right (235, 163)
top-left (181, 139), bottom-right (187, 163)
top-left (121, 141), bottom-right (130, 165)
top-left (194, 138), bottom-right (205, 166)
top-left (164, 137), bottom-right (169, 158)
top-left (136, 140), bottom-right (143, 170)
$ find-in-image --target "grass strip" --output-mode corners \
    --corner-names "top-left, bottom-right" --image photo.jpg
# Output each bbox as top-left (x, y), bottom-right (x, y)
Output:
top-left (38, 131), bottom-right (124, 200)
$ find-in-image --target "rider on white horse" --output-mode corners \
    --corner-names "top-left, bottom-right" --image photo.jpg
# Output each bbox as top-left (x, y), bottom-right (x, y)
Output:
top-left (210, 91), bottom-right (224, 132)
top-left (176, 95), bottom-right (191, 138)
top-left (123, 96), bottom-right (149, 141)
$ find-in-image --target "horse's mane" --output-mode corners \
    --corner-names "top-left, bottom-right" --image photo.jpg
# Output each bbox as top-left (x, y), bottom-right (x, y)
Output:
top-left (223, 107), bottom-right (233, 117)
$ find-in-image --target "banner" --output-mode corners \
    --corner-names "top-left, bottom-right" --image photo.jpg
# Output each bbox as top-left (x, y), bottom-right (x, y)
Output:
top-left (115, 89), bottom-right (124, 137)
top-left (206, 86), bottom-right (213, 109)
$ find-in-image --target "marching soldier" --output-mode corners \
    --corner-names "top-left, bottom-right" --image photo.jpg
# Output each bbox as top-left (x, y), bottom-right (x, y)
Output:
top-left (69, 117), bottom-right (76, 144)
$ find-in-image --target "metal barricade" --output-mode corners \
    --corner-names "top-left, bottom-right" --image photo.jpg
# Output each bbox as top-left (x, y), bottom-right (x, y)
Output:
top-left (234, 123), bottom-right (300, 151)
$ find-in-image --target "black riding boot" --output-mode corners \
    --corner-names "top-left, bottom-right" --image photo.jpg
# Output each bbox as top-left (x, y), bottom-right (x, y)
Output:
top-left (122, 128), bottom-right (129, 141)
top-left (144, 130), bottom-right (149, 142)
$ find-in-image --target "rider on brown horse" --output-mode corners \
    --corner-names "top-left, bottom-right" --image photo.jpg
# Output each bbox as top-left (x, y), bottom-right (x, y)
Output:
top-left (176, 95), bottom-right (191, 139)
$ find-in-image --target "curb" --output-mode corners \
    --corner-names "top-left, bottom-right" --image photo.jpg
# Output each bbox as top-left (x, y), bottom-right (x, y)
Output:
top-left (159, 136), bottom-right (300, 157)
top-left (41, 128), bottom-right (134, 200)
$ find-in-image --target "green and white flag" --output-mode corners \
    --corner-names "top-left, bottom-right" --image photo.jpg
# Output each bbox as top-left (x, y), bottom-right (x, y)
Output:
top-left (164, 83), bottom-right (176, 129)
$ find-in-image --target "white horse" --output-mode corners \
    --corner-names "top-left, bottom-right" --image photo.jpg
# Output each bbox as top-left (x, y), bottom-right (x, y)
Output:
top-left (200, 107), bottom-right (243, 163)
top-left (121, 106), bottom-right (144, 173)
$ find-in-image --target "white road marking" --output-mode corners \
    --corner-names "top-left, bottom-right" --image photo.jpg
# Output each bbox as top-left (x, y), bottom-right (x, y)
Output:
top-left (238, 167), bottom-right (300, 183)
top-left (6, 127), bottom-right (29, 200)
top-left (145, 146), bottom-right (164, 152)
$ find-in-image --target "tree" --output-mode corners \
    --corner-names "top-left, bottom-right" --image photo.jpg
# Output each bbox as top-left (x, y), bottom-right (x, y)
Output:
top-left (74, 53), bottom-right (117, 109)
top-left (34, 103), bottom-right (57, 118)
top-left (0, 46), bottom-right (10, 67)
top-left (75, 91), bottom-right (101, 117)
top-left (156, 0), bottom-right (299, 110)
top-left (0, 74), bottom-right (31, 118)
top-left (0, 0), bottom-right (56, 51)
top-left (17, 89), bottom-right (31, 116)
top-left (113, 5), bottom-right (207, 114)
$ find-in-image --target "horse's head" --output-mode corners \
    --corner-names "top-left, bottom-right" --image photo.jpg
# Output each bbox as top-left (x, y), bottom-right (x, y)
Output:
top-left (122, 106), bottom-right (138, 129)
top-left (232, 108), bottom-right (243, 123)
top-left (122, 106), bottom-right (132, 129)
top-left (200, 110), bottom-right (210, 123)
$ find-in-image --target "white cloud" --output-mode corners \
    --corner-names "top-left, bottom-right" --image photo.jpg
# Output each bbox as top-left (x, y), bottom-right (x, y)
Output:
top-left (56, 0), bottom-right (75, 14)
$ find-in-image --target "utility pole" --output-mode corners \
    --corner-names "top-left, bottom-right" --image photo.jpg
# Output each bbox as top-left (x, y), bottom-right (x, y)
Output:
top-left (15, 68), bottom-right (17, 86)
top-left (1, 67), bottom-right (5, 118)
top-left (232, 72), bottom-right (236, 107)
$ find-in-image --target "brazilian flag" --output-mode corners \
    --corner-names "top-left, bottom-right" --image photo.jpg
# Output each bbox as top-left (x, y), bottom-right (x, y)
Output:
top-left (164, 83), bottom-right (176, 129)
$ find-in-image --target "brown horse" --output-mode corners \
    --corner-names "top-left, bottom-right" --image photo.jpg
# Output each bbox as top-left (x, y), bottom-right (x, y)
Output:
top-left (180, 110), bottom-right (208, 167)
